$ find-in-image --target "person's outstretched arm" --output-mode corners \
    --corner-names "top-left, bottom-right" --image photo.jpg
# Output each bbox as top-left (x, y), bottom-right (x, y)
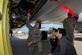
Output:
top-left (26, 19), bottom-right (33, 30)
top-left (25, 13), bottom-right (33, 30)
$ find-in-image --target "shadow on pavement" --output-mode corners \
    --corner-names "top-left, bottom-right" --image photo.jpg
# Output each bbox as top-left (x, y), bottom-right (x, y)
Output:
top-left (10, 37), bottom-right (29, 55)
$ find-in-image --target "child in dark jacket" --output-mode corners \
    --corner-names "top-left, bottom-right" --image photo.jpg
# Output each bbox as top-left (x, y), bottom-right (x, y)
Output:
top-left (50, 37), bottom-right (58, 53)
top-left (49, 29), bottom-right (58, 55)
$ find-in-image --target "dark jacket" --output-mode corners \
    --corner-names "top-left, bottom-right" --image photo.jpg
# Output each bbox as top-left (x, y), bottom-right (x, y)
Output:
top-left (50, 37), bottom-right (58, 53)
top-left (52, 36), bottom-right (77, 55)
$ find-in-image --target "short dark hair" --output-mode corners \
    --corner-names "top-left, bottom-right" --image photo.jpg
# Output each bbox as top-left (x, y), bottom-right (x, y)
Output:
top-left (53, 28), bottom-right (58, 32)
top-left (35, 21), bottom-right (41, 29)
top-left (68, 13), bottom-right (72, 16)
top-left (58, 28), bottom-right (66, 36)
top-left (41, 31), bottom-right (47, 40)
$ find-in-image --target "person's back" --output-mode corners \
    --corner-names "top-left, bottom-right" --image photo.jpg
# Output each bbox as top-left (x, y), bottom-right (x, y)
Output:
top-left (42, 39), bottom-right (51, 55)
top-left (41, 31), bottom-right (51, 55)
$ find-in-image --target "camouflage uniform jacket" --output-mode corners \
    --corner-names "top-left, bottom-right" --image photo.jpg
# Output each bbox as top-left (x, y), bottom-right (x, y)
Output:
top-left (63, 17), bottom-right (77, 43)
top-left (26, 20), bottom-right (42, 52)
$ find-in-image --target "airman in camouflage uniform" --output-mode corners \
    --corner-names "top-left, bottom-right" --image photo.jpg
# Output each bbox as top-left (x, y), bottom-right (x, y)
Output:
top-left (25, 13), bottom-right (42, 55)
top-left (63, 13), bottom-right (78, 44)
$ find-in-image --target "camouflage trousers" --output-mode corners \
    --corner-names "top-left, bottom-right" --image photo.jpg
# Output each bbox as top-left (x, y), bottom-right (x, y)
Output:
top-left (28, 45), bottom-right (42, 55)
top-left (66, 30), bottom-right (74, 44)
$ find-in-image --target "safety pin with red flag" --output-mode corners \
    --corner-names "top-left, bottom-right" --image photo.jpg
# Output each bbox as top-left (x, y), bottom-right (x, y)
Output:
top-left (49, 0), bottom-right (77, 16)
